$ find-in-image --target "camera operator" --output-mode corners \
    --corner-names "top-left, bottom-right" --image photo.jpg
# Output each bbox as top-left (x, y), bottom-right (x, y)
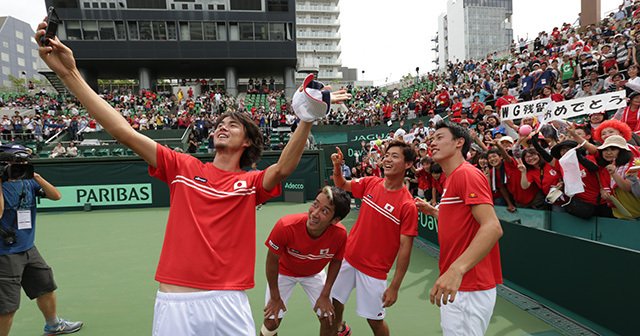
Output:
top-left (0, 148), bottom-right (83, 335)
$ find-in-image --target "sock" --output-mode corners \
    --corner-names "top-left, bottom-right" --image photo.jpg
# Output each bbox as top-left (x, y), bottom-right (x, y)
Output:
top-left (46, 316), bottom-right (60, 327)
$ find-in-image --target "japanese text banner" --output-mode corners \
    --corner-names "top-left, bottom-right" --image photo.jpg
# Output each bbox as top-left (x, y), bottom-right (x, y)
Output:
top-left (543, 91), bottom-right (627, 121)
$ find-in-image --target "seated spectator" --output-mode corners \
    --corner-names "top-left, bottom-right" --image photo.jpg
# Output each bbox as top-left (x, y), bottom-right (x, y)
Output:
top-left (66, 142), bottom-right (78, 157)
top-left (50, 142), bottom-right (66, 158)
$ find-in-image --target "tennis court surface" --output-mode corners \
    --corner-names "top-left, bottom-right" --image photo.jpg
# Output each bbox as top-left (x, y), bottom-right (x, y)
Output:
top-left (10, 203), bottom-right (561, 335)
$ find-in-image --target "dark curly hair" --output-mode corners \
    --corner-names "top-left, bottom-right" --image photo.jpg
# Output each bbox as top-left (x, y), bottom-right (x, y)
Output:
top-left (215, 112), bottom-right (263, 168)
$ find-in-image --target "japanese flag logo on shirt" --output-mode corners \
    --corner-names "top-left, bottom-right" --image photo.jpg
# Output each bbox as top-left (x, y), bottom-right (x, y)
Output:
top-left (320, 248), bottom-right (329, 255)
top-left (384, 203), bottom-right (395, 213)
top-left (234, 180), bottom-right (247, 190)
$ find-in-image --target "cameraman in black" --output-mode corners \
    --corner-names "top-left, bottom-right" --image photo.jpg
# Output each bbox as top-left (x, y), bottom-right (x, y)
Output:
top-left (0, 147), bottom-right (83, 335)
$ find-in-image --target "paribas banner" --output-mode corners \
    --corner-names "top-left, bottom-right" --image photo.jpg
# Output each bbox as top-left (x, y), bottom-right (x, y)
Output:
top-left (500, 91), bottom-right (627, 122)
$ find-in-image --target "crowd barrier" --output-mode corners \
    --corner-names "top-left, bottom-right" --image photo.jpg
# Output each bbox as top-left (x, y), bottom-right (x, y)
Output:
top-left (418, 206), bottom-right (639, 336)
top-left (33, 150), bottom-right (324, 211)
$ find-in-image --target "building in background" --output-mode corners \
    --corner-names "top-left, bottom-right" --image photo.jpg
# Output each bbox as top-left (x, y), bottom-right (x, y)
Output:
top-left (295, 0), bottom-right (343, 83)
top-left (43, 0), bottom-right (298, 97)
top-left (435, 0), bottom-right (512, 70)
top-left (0, 16), bottom-right (41, 89)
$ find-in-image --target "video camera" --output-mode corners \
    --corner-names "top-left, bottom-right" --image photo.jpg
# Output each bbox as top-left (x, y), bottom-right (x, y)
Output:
top-left (0, 144), bottom-right (34, 181)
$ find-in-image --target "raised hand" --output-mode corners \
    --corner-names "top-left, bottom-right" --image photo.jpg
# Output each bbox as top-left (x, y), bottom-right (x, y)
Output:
top-left (415, 197), bottom-right (438, 216)
top-left (35, 19), bottom-right (77, 79)
top-left (331, 147), bottom-right (344, 166)
top-left (516, 158), bottom-right (526, 173)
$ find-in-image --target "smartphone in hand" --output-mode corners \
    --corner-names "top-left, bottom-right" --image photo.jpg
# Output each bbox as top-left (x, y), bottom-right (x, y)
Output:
top-left (40, 6), bottom-right (59, 46)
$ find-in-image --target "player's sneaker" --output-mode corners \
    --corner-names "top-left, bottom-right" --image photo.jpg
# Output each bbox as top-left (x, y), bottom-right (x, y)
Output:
top-left (43, 318), bottom-right (83, 335)
top-left (337, 321), bottom-right (351, 336)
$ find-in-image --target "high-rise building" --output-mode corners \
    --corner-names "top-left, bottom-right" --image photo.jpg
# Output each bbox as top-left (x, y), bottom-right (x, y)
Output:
top-left (295, 0), bottom-right (342, 83)
top-left (43, 0), bottom-right (298, 96)
top-left (436, 0), bottom-right (512, 70)
top-left (0, 16), bottom-right (41, 89)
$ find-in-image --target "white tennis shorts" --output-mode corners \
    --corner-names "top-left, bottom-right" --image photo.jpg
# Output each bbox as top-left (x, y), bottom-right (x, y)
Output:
top-left (331, 259), bottom-right (387, 320)
top-left (440, 287), bottom-right (497, 336)
top-left (153, 290), bottom-right (255, 336)
top-left (264, 270), bottom-right (327, 319)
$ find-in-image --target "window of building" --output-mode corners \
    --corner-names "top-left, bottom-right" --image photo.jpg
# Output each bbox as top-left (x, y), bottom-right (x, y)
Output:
top-left (239, 22), bottom-right (254, 40)
top-left (92, 2), bottom-right (99, 8)
top-left (179, 22), bottom-right (190, 40)
top-left (152, 21), bottom-right (167, 40)
top-left (83, 2), bottom-right (90, 8)
top-left (230, 0), bottom-right (261, 10)
top-left (15, 31), bottom-right (23, 40)
top-left (2, 66), bottom-right (9, 75)
top-left (115, 21), bottom-right (126, 39)
top-left (182, 4), bottom-right (188, 9)
top-left (126, 0), bottom-right (166, 9)
top-left (167, 22), bottom-right (177, 40)
top-left (228, 22), bottom-right (239, 40)
top-left (138, 21), bottom-right (153, 40)
top-left (190, 22), bottom-right (203, 40)
top-left (217, 4), bottom-right (225, 10)
top-left (33, 62), bottom-right (38, 70)
top-left (203, 22), bottom-right (216, 40)
top-left (208, 4), bottom-right (214, 10)
top-left (82, 21), bottom-right (99, 40)
top-left (52, 0), bottom-right (81, 8)
top-left (17, 57), bottom-right (25, 67)
top-left (32, 50), bottom-right (38, 58)
top-left (194, 4), bottom-right (202, 9)
top-left (286, 22), bottom-right (293, 40)
top-left (66, 20), bottom-right (82, 40)
top-left (99, 21), bottom-right (116, 40)
top-left (109, 2), bottom-right (115, 8)
top-left (267, 0), bottom-right (287, 12)
top-left (217, 23), bottom-right (227, 41)
top-left (2, 42), bottom-right (8, 48)
top-left (127, 21), bottom-right (139, 40)
top-left (170, 3), bottom-right (175, 9)
top-left (16, 44), bottom-right (24, 54)
top-left (269, 23), bottom-right (285, 40)
top-left (100, 2), bottom-right (107, 8)
top-left (254, 23), bottom-right (267, 40)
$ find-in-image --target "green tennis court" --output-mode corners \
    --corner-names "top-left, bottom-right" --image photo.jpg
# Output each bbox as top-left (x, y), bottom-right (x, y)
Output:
top-left (10, 203), bottom-right (559, 335)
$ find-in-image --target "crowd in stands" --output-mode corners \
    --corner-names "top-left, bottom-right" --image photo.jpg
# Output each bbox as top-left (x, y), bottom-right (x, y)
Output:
top-left (0, 2), bottom-right (639, 220)
top-left (332, 1), bottom-right (640, 221)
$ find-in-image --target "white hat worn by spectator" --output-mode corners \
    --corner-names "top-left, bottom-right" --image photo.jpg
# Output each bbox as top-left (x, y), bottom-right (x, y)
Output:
top-left (292, 74), bottom-right (331, 122)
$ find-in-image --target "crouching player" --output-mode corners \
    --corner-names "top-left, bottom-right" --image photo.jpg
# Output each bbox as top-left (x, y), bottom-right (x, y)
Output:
top-left (261, 186), bottom-right (351, 336)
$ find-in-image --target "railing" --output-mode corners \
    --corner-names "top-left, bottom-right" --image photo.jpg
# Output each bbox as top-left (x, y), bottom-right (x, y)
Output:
top-left (297, 45), bottom-right (341, 52)
top-left (297, 32), bottom-right (341, 39)
top-left (296, 5), bottom-right (339, 12)
top-left (297, 19), bottom-right (340, 26)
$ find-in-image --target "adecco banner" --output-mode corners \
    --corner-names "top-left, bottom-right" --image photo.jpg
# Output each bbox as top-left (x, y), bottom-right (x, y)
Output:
top-left (37, 183), bottom-right (153, 208)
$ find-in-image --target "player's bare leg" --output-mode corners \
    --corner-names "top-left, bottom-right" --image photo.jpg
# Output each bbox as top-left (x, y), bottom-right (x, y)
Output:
top-left (367, 319), bottom-right (389, 336)
top-left (260, 318), bottom-right (282, 336)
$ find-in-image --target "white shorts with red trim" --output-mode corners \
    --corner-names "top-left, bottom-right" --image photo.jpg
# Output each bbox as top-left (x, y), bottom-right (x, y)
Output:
top-left (331, 259), bottom-right (387, 320)
top-left (153, 290), bottom-right (255, 336)
top-left (440, 287), bottom-right (497, 336)
top-left (264, 270), bottom-right (327, 319)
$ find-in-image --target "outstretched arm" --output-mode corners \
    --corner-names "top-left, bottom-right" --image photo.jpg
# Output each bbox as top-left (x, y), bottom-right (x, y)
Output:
top-left (332, 148), bottom-right (352, 192)
top-left (263, 89), bottom-right (351, 191)
top-left (36, 24), bottom-right (158, 167)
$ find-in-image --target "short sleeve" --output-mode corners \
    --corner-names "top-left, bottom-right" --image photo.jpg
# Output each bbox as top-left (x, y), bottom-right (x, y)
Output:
top-left (350, 176), bottom-right (374, 199)
top-left (148, 144), bottom-right (198, 184)
top-left (265, 219), bottom-right (288, 256)
top-left (400, 201), bottom-right (418, 237)
top-left (459, 168), bottom-right (494, 206)
top-left (253, 170), bottom-right (282, 204)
